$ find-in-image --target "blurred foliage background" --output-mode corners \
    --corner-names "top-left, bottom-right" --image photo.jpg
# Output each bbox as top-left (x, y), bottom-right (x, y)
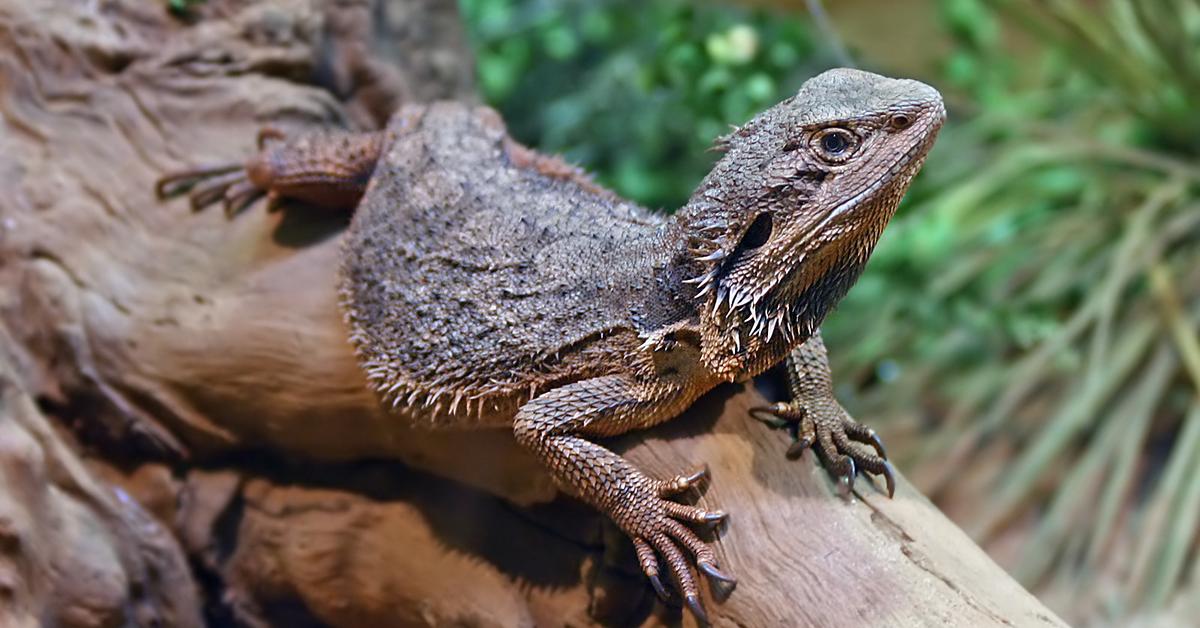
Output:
top-left (460, 0), bottom-right (1200, 625)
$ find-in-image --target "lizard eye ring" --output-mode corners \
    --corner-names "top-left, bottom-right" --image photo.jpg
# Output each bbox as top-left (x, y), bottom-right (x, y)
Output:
top-left (889, 113), bottom-right (912, 130)
top-left (812, 128), bottom-right (857, 162)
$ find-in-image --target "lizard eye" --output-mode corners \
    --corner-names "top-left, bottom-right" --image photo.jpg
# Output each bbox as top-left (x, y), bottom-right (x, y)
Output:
top-left (890, 113), bottom-right (912, 129)
top-left (812, 128), bottom-right (857, 162)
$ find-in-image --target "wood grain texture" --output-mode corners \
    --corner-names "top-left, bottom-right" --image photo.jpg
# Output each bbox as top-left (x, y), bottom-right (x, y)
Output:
top-left (0, 0), bottom-right (1066, 625)
top-left (0, 329), bottom-right (201, 626)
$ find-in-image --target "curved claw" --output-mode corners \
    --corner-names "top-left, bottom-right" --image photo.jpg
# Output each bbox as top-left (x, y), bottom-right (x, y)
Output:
top-left (747, 404), bottom-right (776, 419)
top-left (866, 429), bottom-right (888, 459)
top-left (648, 573), bottom-right (671, 602)
top-left (685, 594), bottom-right (710, 626)
top-left (838, 458), bottom-right (858, 494)
top-left (869, 460), bottom-right (897, 498)
top-left (660, 465), bottom-right (711, 496)
top-left (785, 434), bottom-right (815, 459)
top-left (748, 405), bottom-right (789, 430)
top-left (700, 510), bottom-right (727, 525)
top-left (681, 465), bottom-right (709, 488)
top-left (698, 561), bottom-right (737, 587)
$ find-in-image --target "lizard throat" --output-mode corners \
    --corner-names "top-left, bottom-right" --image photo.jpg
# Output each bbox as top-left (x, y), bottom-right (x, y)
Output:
top-left (711, 254), bottom-right (867, 359)
top-left (702, 180), bottom-right (907, 369)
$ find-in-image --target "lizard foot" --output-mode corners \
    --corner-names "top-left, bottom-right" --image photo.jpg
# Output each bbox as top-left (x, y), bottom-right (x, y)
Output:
top-left (751, 400), bottom-right (896, 497)
top-left (621, 466), bottom-right (735, 625)
top-left (154, 127), bottom-right (285, 216)
top-left (155, 163), bottom-right (263, 216)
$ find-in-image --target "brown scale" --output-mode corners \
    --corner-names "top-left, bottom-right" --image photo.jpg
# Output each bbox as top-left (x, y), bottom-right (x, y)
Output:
top-left (156, 69), bottom-right (946, 624)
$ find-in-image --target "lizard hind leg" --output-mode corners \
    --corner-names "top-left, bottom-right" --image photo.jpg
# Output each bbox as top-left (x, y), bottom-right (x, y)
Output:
top-left (513, 376), bottom-right (736, 623)
top-left (155, 127), bottom-right (385, 214)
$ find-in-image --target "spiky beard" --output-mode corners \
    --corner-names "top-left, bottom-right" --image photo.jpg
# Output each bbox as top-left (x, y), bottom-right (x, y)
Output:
top-left (705, 258), bottom-right (866, 355)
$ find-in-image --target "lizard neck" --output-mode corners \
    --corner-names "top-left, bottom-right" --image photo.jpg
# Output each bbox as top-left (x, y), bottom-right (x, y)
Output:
top-left (624, 220), bottom-right (708, 348)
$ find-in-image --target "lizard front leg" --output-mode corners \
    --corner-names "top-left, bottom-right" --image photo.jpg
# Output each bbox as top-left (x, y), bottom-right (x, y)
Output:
top-left (513, 375), bottom-right (735, 623)
top-left (752, 329), bottom-right (897, 497)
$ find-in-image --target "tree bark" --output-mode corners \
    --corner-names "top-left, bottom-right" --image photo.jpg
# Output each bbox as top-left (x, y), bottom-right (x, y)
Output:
top-left (0, 0), bottom-right (1066, 625)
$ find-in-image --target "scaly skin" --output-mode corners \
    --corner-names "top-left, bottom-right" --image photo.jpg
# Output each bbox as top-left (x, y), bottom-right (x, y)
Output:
top-left (750, 330), bottom-right (895, 497)
top-left (157, 68), bottom-right (945, 623)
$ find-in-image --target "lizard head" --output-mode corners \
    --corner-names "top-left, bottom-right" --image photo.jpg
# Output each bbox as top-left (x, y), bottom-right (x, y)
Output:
top-left (677, 68), bottom-right (945, 375)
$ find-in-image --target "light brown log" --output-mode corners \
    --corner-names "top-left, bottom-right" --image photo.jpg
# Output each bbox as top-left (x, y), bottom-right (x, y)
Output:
top-left (0, 0), bottom-right (1066, 625)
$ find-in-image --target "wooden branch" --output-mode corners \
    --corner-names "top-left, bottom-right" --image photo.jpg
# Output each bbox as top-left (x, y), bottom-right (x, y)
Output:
top-left (0, 0), bottom-right (1066, 625)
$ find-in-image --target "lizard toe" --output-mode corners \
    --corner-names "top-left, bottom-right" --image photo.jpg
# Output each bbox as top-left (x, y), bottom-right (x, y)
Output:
top-left (662, 501), bottom-right (725, 526)
top-left (785, 413), bottom-right (817, 459)
top-left (633, 538), bottom-right (674, 602)
top-left (154, 163), bottom-right (240, 199)
top-left (842, 419), bottom-right (889, 459)
top-left (656, 464), bottom-right (710, 496)
top-left (808, 409), bottom-right (895, 498)
top-left (749, 402), bottom-right (804, 428)
top-left (649, 532), bottom-right (709, 625)
top-left (222, 179), bottom-right (265, 216)
top-left (624, 472), bottom-right (733, 622)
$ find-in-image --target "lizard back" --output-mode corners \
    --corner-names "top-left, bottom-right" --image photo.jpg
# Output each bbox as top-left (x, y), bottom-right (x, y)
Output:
top-left (339, 103), bottom-right (672, 426)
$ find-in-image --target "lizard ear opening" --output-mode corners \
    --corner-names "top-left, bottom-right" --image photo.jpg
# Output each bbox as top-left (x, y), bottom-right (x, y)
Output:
top-left (712, 212), bottom-right (772, 285)
top-left (737, 212), bottom-right (773, 251)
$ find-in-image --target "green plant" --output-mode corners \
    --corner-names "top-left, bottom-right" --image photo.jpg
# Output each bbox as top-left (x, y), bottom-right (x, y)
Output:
top-left (460, 0), bottom-right (828, 209)
top-left (167, 0), bottom-right (205, 16)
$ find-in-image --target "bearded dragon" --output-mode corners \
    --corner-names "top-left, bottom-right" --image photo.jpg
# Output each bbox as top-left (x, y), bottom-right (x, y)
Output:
top-left (157, 68), bottom-right (945, 623)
